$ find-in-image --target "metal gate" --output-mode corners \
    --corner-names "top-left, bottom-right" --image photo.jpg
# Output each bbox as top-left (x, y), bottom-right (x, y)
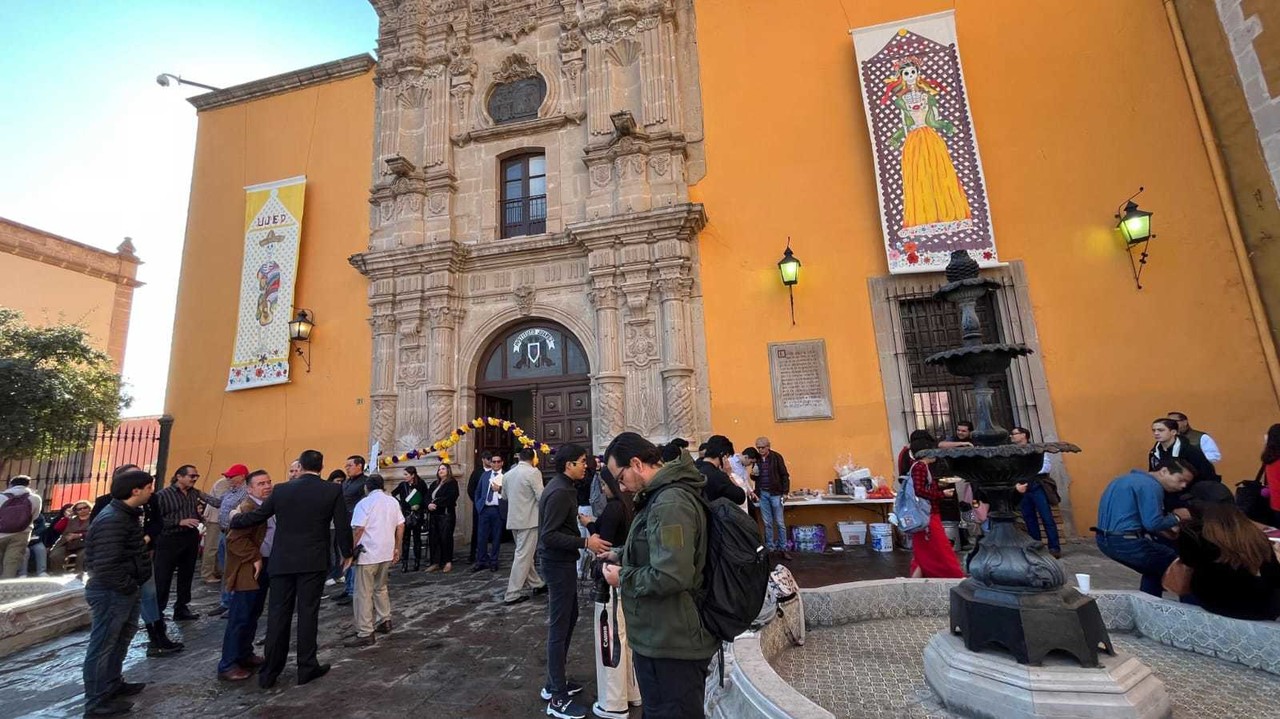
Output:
top-left (0, 415), bottom-right (173, 507)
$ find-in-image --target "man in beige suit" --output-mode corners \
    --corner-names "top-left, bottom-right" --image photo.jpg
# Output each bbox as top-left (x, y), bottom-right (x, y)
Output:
top-left (503, 448), bottom-right (545, 605)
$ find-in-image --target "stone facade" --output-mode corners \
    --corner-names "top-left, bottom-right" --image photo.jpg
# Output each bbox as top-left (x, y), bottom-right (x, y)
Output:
top-left (350, 0), bottom-right (711, 456)
top-left (1216, 0), bottom-right (1280, 205)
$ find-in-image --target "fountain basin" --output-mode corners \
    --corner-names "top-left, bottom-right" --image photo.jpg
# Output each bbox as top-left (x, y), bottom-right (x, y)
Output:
top-left (0, 577), bottom-right (88, 657)
top-left (707, 579), bottom-right (1280, 719)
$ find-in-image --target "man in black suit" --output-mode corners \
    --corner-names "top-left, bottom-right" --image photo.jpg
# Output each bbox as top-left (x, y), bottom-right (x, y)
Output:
top-left (472, 452), bottom-right (506, 572)
top-left (230, 449), bottom-right (351, 689)
top-left (465, 455), bottom-right (490, 564)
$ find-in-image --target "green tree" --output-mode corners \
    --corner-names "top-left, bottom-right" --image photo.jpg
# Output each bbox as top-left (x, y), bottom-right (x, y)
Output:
top-left (0, 308), bottom-right (131, 466)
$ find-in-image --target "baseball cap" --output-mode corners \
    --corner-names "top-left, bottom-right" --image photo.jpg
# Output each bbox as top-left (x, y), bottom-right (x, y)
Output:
top-left (223, 463), bottom-right (249, 478)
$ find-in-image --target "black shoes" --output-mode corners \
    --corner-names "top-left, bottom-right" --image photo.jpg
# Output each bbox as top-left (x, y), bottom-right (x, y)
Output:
top-left (470, 564), bottom-right (485, 573)
top-left (173, 608), bottom-right (201, 621)
top-left (333, 595), bottom-right (352, 606)
top-left (376, 620), bottom-right (392, 634)
top-left (503, 595), bottom-right (530, 606)
top-left (531, 586), bottom-right (548, 596)
top-left (343, 634), bottom-right (376, 648)
top-left (297, 663), bottom-right (330, 685)
top-left (84, 699), bottom-right (132, 717)
top-left (541, 681), bottom-right (584, 700)
top-left (110, 681), bottom-right (145, 698)
top-left (144, 621), bottom-right (184, 657)
top-left (546, 695), bottom-right (588, 719)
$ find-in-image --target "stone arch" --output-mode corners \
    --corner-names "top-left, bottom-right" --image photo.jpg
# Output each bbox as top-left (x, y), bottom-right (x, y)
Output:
top-left (460, 304), bottom-right (599, 391)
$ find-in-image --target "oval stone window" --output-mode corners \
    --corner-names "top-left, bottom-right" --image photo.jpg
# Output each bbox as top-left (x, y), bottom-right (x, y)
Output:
top-left (487, 75), bottom-right (547, 125)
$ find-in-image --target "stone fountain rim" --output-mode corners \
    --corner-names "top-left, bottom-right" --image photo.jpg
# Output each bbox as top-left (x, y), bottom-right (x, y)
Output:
top-left (714, 579), bottom-right (1280, 719)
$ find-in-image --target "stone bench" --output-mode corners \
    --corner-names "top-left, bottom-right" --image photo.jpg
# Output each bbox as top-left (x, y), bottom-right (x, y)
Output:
top-left (706, 579), bottom-right (1280, 719)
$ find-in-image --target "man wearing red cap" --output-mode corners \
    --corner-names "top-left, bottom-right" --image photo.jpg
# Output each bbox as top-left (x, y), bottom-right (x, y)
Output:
top-left (209, 464), bottom-right (250, 617)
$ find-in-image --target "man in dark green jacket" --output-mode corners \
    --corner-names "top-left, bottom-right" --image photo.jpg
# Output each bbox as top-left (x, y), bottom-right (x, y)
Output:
top-left (603, 433), bottom-right (718, 718)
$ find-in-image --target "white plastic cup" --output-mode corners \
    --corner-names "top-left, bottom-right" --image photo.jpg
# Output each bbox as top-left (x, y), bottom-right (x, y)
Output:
top-left (1075, 573), bottom-right (1091, 593)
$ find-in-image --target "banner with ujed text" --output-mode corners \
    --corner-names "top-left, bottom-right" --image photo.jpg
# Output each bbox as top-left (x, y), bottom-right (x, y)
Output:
top-left (852, 10), bottom-right (997, 274)
top-left (226, 176), bottom-right (306, 391)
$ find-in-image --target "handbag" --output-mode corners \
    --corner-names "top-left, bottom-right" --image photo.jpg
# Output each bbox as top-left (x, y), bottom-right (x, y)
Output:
top-left (893, 463), bottom-right (933, 535)
top-left (1161, 558), bottom-right (1193, 596)
top-left (1040, 475), bottom-right (1062, 506)
top-left (1236, 465), bottom-right (1273, 525)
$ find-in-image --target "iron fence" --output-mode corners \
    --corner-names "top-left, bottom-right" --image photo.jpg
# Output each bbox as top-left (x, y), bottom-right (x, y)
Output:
top-left (1, 416), bottom-right (172, 507)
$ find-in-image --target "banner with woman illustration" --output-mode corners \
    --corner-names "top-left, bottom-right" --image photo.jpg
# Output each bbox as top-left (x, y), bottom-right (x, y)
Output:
top-left (226, 176), bottom-right (306, 391)
top-left (852, 11), bottom-right (997, 274)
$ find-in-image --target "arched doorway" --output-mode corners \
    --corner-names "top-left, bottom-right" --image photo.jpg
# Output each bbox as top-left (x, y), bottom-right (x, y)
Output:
top-left (474, 320), bottom-right (592, 472)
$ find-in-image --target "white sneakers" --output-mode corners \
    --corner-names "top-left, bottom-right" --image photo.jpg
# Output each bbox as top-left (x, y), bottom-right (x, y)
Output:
top-left (591, 703), bottom-right (628, 719)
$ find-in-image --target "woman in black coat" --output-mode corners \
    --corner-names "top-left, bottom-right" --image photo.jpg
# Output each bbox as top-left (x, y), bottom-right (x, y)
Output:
top-left (392, 467), bottom-right (429, 571)
top-left (425, 463), bottom-right (461, 573)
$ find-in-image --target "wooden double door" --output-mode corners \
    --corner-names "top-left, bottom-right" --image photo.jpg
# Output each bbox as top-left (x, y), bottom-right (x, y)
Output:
top-left (476, 382), bottom-right (592, 477)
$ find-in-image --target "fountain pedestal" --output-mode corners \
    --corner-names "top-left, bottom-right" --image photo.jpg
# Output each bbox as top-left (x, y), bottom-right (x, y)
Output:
top-left (924, 633), bottom-right (1171, 719)
top-left (914, 250), bottom-right (1170, 718)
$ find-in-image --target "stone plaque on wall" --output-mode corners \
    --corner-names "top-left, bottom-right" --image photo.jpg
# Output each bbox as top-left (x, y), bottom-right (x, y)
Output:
top-left (768, 339), bottom-right (834, 422)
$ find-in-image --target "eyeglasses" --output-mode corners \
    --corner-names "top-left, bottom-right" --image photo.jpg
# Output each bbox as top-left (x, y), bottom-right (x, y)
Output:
top-left (186, 473), bottom-right (201, 479)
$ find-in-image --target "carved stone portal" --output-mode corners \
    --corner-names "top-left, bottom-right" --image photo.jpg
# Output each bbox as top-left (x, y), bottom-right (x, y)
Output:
top-left (353, 0), bottom-right (710, 478)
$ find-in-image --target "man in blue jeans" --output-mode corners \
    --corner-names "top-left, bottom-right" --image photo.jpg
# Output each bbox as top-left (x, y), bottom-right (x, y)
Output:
top-left (217, 470), bottom-right (274, 681)
top-left (1093, 457), bottom-right (1194, 596)
top-left (754, 437), bottom-right (791, 560)
top-left (331, 455), bottom-right (368, 605)
top-left (210, 464), bottom-right (250, 617)
top-left (82, 469), bottom-right (155, 717)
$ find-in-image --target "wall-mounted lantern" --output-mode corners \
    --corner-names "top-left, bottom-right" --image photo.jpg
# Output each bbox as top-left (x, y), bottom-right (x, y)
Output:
top-left (1115, 187), bottom-right (1154, 290)
top-left (777, 239), bottom-right (801, 325)
top-left (289, 309), bottom-right (315, 372)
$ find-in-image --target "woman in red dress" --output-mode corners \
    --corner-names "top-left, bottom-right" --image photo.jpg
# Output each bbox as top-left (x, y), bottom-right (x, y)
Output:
top-left (907, 435), bottom-right (965, 579)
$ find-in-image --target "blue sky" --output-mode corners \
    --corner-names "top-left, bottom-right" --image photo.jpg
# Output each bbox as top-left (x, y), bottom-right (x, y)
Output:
top-left (0, 1), bottom-right (378, 415)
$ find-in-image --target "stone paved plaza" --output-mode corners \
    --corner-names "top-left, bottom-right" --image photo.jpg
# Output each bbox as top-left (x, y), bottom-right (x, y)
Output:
top-left (771, 614), bottom-right (1280, 719)
top-left (1, 538), bottom-right (1146, 718)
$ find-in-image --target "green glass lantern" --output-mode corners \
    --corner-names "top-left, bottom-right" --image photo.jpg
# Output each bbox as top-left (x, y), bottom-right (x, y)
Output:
top-left (1117, 200), bottom-right (1152, 246)
top-left (778, 244), bottom-right (801, 286)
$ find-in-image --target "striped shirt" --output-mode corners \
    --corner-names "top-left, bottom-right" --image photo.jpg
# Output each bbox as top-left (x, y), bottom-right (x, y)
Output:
top-left (154, 484), bottom-right (220, 536)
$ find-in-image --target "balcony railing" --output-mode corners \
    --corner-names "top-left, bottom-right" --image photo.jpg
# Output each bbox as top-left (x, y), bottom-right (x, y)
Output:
top-left (502, 194), bottom-right (547, 238)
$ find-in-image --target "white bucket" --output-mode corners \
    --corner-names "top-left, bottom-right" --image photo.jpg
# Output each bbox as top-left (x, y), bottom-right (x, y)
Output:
top-left (838, 520), bottom-right (867, 545)
top-left (869, 523), bottom-right (894, 552)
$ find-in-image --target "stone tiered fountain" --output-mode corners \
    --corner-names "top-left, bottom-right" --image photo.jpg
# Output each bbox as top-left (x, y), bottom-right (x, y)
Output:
top-left (916, 251), bottom-right (1169, 719)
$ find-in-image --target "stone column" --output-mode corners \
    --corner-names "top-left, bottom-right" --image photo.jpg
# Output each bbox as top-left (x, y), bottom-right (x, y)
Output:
top-left (425, 299), bottom-right (463, 444)
top-left (657, 276), bottom-right (696, 440)
top-left (587, 42), bottom-right (612, 137)
top-left (394, 316), bottom-right (428, 451)
top-left (369, 310), bottom-right (398, 452)
top-left (588, 279), bottom-right (625, 450)
top-left (638, 17), bottom-right (671, 130)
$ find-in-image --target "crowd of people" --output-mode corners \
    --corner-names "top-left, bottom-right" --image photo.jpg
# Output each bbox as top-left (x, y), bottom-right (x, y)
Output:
top-left (1092, 413), bottom-right (1280, 620)
top-left (26, 430), bottom-right (778, 718)
top-left (4, 408), bottom-right (1279, 717)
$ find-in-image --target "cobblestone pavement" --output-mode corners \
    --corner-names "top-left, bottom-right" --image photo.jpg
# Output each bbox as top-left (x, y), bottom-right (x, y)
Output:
top-left (0, 535), bottom-right (1144, 718)
top-left (772, 615), bottom-right (1280, 719)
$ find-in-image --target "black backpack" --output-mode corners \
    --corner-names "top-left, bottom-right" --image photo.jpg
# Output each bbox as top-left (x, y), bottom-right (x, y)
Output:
top-left (650, 483), bottom-right (771, 641)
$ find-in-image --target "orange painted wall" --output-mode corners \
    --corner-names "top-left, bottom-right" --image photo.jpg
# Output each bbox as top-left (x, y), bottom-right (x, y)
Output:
top-left (690, 0), bottom-right (1280, 533)
top-left (164, 71), bottom-right (374, 487)
top-left (1, 253), bottom-right (117, 351)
